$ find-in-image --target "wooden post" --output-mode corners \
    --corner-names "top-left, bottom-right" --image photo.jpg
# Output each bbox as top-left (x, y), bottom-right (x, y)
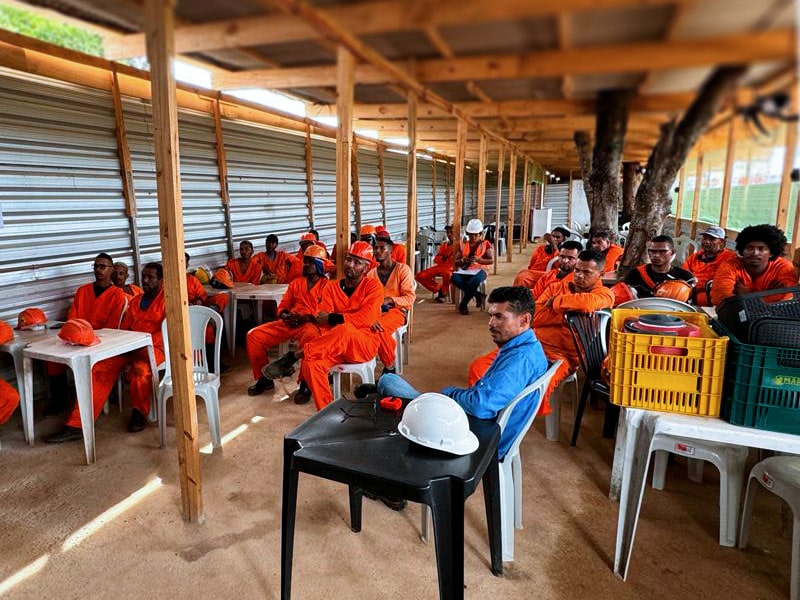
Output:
top-left (304, 124), bottom-right (315, 228)
top-left (674, 167), bottom-right (686, 236)
top-left (719, 119), bottom-right (737, 229)
top-left (777, 121), bottom-right (798, 230)
top-left (506, 153), bottom-right (517, 263)
top-left (110, 70), bottom-right (142, 284)
top-left (211, 98), bottom-right (234, 259)
top-left (793, 186), bottom-right (800, 253)
top-left (143, 0), bottom-right (202, 522)
top-left (493, 144), bottom-right (505, 275)
top-left (406, 92), bottom-right (418, 273)
top-left (377, 143), bottom-right (387, 225)
top-left (519, 159), bottom-right (529, 253)
top-left (445, 160), bottom-right (451, 225)
top-left (690, 153), bottom-right (704, 238)
top-left (351, 137), bottom-right (362, 234)
top-left (477, 134), bottom-right (487, 222)
top-left (335, 46), bottom-right (355, 278)
top-left (452, 120), bottom-right (467, 246)
top-left (431, 156), bottom-right (437, 229)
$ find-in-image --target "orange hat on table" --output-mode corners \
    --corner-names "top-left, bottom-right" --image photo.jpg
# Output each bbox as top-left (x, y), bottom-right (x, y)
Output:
top-left (0, 379), bottom-right (20, 425)
top-left (16, 307), bottom-right (47, 330)
top-left (654, 279), bottom-right (693, 303)
top-left (211, 268), bottom-right (234, 289)
top-left (58, 318), bottom-right (101, 347)
top-left (0, 320), bottom-right (13, 344)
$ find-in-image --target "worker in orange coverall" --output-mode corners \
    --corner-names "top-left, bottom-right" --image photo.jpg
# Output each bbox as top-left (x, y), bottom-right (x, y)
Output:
top-left (711, 224), bottom-right (798, 307)
top-left (513, 226), bottom-right (570, 288)
top-left (263, 241), bottom-right (383, 410)
top-left (680, 226), bottom-right (736, 306)
top-left (112, 262), bottom-right (143, 298)
top-left (285, 232), bottom-right (320, 283)
top-left (415, 224), bottom-right (454, 303)
top-left (376, 225), bottom-right (407, 264)
top-left (589, 229), bottom-right (625, 275)
top-left (45, 262), bottom-right (167, 443)
top-left (226, 240), bottom-right (263, 284)
top-left (254, 234), bottom-right (291, 284)
top-left (246, 244), bottom-right (331, 403)
top-left (366, 233), bottom-right (416, 374)
top-left (0, 320), bottom-right (19, 425)
top-left (530, 241), bottom-right (583, 298)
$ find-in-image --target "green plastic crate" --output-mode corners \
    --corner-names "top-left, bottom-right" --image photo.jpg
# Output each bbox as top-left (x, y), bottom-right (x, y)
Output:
top-left (712, 320), bottom-right (800, 434)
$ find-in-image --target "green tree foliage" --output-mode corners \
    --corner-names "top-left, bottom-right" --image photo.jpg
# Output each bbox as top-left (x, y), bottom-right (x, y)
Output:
top-left (0, 5), bottom-right (104, 56)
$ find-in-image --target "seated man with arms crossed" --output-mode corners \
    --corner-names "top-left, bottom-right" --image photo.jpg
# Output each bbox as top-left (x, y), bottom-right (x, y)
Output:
top-left (513, 226), bottom-right (570, 288)
top-left (530, 240), bottom-right (583, 299)
top-left (263, 242), bottom-right (383, 410)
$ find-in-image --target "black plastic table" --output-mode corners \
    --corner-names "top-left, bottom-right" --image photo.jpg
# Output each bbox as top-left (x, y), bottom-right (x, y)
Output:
top-left (281, 396), bottom-right (502, 600)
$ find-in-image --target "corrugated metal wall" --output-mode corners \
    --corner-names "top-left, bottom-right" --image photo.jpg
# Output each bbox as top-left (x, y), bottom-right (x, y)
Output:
top-left (355, 146), bottom-right (383, 229)
top-left (416, 155), bottom-right (434, 229)
top-left (383, 149), bottom-right (408, 239)
top-left (543, 184), bottom-right (570, 229)
top-left (310, 137), bottom-right (337, 248)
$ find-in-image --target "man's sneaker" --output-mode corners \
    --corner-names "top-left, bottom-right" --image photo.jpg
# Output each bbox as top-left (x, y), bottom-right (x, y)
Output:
top-left (293, 382), bottom-right (312, 405)
top-left (247, 377), bottom-right (275, 396)
top-left (262, 351), bottom-right (297, 379)
top-left (381, 366), bottom-right (397, 376)
top-left (128, 409), bottom-right (147, 433)
top-left (44, 426), bottom-right (82, 444)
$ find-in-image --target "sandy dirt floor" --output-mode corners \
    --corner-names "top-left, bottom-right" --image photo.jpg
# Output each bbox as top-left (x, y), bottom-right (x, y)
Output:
top-left (0, 248), bottom-right (793, 599)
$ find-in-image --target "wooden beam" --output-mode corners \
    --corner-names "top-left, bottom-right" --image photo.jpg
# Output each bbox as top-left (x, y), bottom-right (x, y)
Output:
top-left (144, 0), bottom-right (202, 523)
top-left (304, 125), bottom-right (315, 228)
top-left (212, 98), bottom-right (235, 259)
top-left (377, 144), bottom-right (387, 225)
top-left (507, 153), bottom-right (518, 263)
top-left (351, 137), bottom-right (362, 234)
top-left (445, 160), bottom-right (451, 225)
top-left (718, 119), bottom-right (736, 229)
top-left (674, 166), bottom-right (687, 236)
top-left (777, 119), bottom-right (798, 230)
top-left (493, 144), bottom-right (505, 275)
top-left (108, 0), bottom-right (696, 59)
top-left (214, 30), bottom-right (794, 89)
top-left (431, 156), bottom-right (437, 229)
top-left (406, 93), bottom-right (418, 273)
top-left (476, 134), bottom-right (487, 222)
top-left (452, 120), bottom-right (467, 249)
top-left (306, 93), bottom-right (696, 120)
top-left (110, 70), bottom-right (142, 285)
top-left (520, 159), bottom-right (530, 253)
top-left (690, 153), bottom-right (704, 238)
top-left (335, 46), bottom-right (355, 278)
top-left (638, 2), bottom-right (689, 94)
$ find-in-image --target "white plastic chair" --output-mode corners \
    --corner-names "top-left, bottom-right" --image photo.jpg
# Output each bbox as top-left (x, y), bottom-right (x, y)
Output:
top-left (157, 305), bottom-right (224, 449)
top-left (450, 280), bottom-right (488, 311)
top-left (617, 298), bottom-right (699, 312)
top-left (544, 372), bottom-right (579, 441)
top-left (545, 255), bottom-right (560, 272)
top-left (740, 456), bottom-right (800, 600)
top-left (421, 360), bottom-right (562, 561)
top-left (672, 234), bottom-right (698, 265)
top-left (330, 357), bottom-right (377, 400)
top-left (650, 437), bottom-right (748, 546)
top-left (393, 323), bottom-right (409, 374)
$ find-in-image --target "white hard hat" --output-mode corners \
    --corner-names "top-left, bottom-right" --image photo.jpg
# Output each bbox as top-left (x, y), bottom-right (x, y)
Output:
top-left (398, 393), bottom-right (479, 456)
top-left (465, 219), bottom-right (484, 234)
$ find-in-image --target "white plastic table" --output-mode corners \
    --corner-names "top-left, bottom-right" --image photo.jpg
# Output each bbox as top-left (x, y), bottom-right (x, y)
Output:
top-left (0, 326), bottom-right (57, 442)
top-left (612, 408), bottom-right (800, 581)
top-left (231, 283), bottom-right (288, 357)
top-left (22, 329), bottom-right (157, 464)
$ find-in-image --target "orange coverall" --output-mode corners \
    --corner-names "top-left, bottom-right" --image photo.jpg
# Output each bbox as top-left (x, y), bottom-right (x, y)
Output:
top-left (225, 257), bottom-right (263, 284)
top-left (415, 241), bottom-right (454, 294)
top-left (367, 262), bottom-right (416, 366)
top-left (284, 251), bottom-right (305, 283)
top-left (299, 276), bottom-right (383, 410)
top-left (122, 284), bottom-right (143, 298)
top-left (186, 273), bottom-right (207, 304)
top-left (680, 248), bottom-right (736, 306)
top-left (531, 270), bottom-right (574, 299)
top-left (710, 256), bottom-right (798, 307)
top-left (65, 289), bottom-right (166, 428)
top-left (533, 279), bottom-right (615, 404)
top-left (391, 243), bottom-right (407, 265)
top-left (254, 250), bottom-right (290, 283)
top-left (0, 379), bottom-right (20, 425)
top-left (603, 244), bottom-right (625, 274)
top-left (513, 243), bottom-right (558, 288)
top-left (245, 277), bottom-right (328, 380)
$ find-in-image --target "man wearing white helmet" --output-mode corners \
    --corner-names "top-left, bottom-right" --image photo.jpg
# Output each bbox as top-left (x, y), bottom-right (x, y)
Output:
top-left (452, 218), bottom-right (494, 315)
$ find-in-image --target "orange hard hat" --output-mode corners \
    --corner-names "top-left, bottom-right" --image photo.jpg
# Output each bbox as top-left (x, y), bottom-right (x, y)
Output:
top-left (0, 379), bottom-right (20, 425)
top-left (359, 224), bottom-right (377, 236)
top-left (375, 225), bottom-right (387, 234)
top-left (58, 318), bottom-right (100, 347)
top-left (211, 268), bottom-right (234, 289)
top-left (655, 279), bottom-right (693, 302)
top-left (300, 232), bottom-right (316, 243)
top-left (348, 240), bottom-right (375, 264)
top-left (16, 307), bottom-right (47, 330)
top-left (0, 320), bottom-right (13, 345)
top-left (610, 282), bottom-right (637, 307)
top-left (304, 244), bottom-right (327, 260)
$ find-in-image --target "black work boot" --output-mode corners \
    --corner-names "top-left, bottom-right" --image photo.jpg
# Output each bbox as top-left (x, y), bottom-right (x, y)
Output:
top-left (247, 377), bottom-right (275, 396)
top-left (262, 351), bottom-right (297, 379)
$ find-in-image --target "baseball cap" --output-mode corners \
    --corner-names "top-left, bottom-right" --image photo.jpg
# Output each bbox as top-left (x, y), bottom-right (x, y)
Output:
top-left (700, 226), bottom-right (726, 239)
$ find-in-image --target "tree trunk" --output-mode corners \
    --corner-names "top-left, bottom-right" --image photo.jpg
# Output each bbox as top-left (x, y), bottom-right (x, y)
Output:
top-left (574, 130), bottom-right (593, 199)
top-left (588, 90), bottom-right (632, 233)
top-left (621, 66), bottom-right (746, 270)
top-left (621, 161), bottom-right (640, 224)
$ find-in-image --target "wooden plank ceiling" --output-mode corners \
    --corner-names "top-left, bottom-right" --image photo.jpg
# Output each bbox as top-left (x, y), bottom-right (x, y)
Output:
top-left (19, 0), bottom-right (798, 176)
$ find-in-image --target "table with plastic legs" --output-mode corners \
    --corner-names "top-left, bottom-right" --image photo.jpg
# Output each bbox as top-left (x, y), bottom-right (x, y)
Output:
top-left (22, 329), bottom-right (158, 464)
top-left (611, 407), bottom-right (800, 581)
top-left (281, 397), bottom-right (502, 600)
top-left (230, 283), bottom-right (288, 357)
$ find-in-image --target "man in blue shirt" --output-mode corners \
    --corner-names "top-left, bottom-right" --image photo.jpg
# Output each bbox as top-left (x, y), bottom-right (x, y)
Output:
top-left (377, 285), bottom-right (549, 460)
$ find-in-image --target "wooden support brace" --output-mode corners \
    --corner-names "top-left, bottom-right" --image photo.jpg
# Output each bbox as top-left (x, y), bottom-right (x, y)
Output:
top-left (377, 143), bottom-right (387, 225)
top-left (335, 46), bottom-right (355, 278)
top-left (304, 125), bottom-right (315, 228)
top-left (493, 144), bottom-right (505, 274)
top-left (406, 92), bottom-right (418, 273)
top-left (507, 153), bottom-right (517, 263)
top-left (477, 134), bottom-right (487, 222)
top-left (351, 137), bottom-right (362, 234)
top-left (690, 153), bottom-right (704, 238)
top-left (431, 155), bottom-right (437, 230)
top-left (452, 120), bottom-right (467, 247)
top-left (777, 120), bottom-right (798, 230)
top-left (212, 98), bottom-right (234, 259)
top-left (718, 119), bottom-right (736, 229)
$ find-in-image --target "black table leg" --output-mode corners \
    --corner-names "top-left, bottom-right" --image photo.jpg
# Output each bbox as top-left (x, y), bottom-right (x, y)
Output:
top-left (430, 481), bottom-right (463, 600)
top-left (482, 455), bottom-right (503, 576)
top-left (281, 441), bottom-right (300, 600)
top-left (603, 400), bottom-right (620, 439)
top-left (348, 485), bottom-right (362, 532)
top-left (571, 382), bottom-right (591, 446)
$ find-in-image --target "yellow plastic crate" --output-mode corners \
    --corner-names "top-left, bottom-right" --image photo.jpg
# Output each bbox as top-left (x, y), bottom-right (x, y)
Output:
top-left (609, 309), bottom-right (728, 416)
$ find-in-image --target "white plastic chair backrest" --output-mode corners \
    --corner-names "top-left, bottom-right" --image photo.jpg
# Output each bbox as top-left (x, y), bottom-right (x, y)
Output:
top-left (672, 234), bottom-right (698, 265)
top-left (597, 309), bottom-right (612, 353)
top-left (496, 359), bottom-right (562, 461)
top-left (118, 296), bottom-right (129, 328)
top-left (620, 222), bottom-right (630, 233)
top-left (545, 255), bottom-right (560, 272)
top-left (160, 305), bottom-right (223, 380)
top-left (617, 298), bottom-right (700, 312)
